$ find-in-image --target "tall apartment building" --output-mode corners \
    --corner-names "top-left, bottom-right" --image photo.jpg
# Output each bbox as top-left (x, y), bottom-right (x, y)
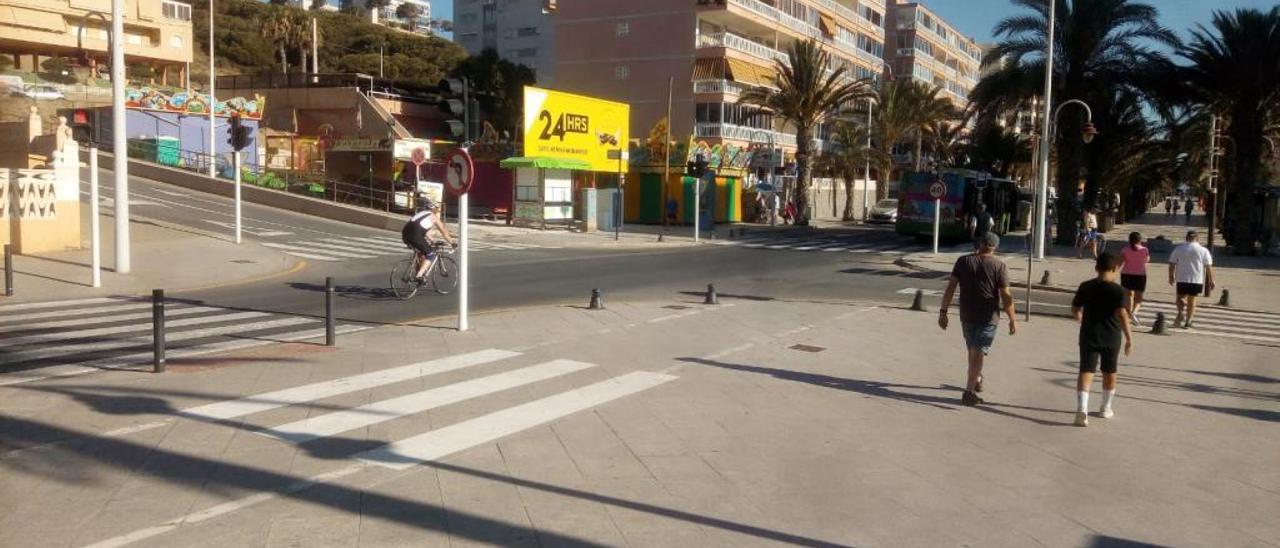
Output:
top-left (0, 0), bottom-right (194, 87)
top-left (376, 0), bottom-right (432, 36)
top-left (884, 1), bottom-right (980, 107)
top-left (552, 0), bottom-right (887, 155)
top-left (452, 0), bottom-right (557, 85)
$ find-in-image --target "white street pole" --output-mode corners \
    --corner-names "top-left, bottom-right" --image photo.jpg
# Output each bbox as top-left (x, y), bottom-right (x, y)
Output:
top-left (90, 143), bottom-right (101, 287)
top-left (233, 150), bottom-right (241, 243)
top-left (208, 0), bottom-right (216, 179)
top-left (1034, 0), bottom-right (1057, 260)
top-left (932, 198), bottom-right (941, 255)
top-left (311, 17), bottom-right (318, 82)
top-left (458, 191), bottom-right (469, 331)
top-left (863, 98), bottom-right (873, 223)
top-left (111, 0), bottom-right (129, 273)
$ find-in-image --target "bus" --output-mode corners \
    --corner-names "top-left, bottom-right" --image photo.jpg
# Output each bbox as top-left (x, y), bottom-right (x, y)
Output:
top-left (896, 169), bottom-right (1022, 243)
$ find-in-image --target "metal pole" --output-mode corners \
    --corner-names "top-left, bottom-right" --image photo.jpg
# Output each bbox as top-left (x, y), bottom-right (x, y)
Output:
top-left (694, 177), bottom-right (701, 243)
top-left (459, 191), bottom-right (469, 331)
top-left (3, 244), bottom-right (12, 296)
top-left (311, 16), bottom-right (318, 83)
top-left (932, 197), bottom-right (941, 255)
top-left (111, 0), bottom-right (129, 273)
top-left (325, 276), bottom-right (335, 346)
top-left (663, 76), bottom-right (672, 227)
top-left (615, 154), bottom-right (622, 241)
top-left (233, 150), bottom-right (242, 243)
top-left (152, 289), bottom-right (165, 372)
top-left (90, 143), bottom-right (101, 287)
top-left (1035, 1), bottom-right (1057, 260)
top-left (1207, 115), bottom-right (1217, 254)
top-left (208, 0), bottom-right (216, 178)
top-left (863, 98), bottom-right (873, 223)
top-left (379, 46), bottom-right (383, 79)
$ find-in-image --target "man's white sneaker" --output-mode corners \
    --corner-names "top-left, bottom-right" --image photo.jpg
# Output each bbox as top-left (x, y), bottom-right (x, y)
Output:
top-left (1074, 412), bottom-right (1089, 427)
top-left (1100, 407), bottom-right (1114, 419)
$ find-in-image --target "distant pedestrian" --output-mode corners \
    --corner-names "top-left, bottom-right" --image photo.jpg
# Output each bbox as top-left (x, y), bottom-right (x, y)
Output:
top-left (1184, 198), bottom-right (1194, 220)
top-left (783, 201), bottom-right (797, 225)
top-left (1070, 252), bottom-right (1134, 427)
top-left (769, 193), bottom-right (780, 226)
top-left (1118, 232), bottom-right (1150, 324)
top-left (666, 198), bottom-right (680, 226)
top-left (1164, 198), bottom-right (1174, 216)
top-left (1076, 208), bottom-right (1100, 259)
top-left (938, 232), bottom-right (1018, 406)
top-left (969, 203), bottom-right (995, 250)
top-left (1169, 230), bottom-right (1215, 329)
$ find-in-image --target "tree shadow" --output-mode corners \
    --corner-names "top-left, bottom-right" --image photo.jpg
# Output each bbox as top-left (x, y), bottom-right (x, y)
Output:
top-left (680, 357), bottom-right (1073, 427)
top-left (0, 414), bottom-right (854, 547)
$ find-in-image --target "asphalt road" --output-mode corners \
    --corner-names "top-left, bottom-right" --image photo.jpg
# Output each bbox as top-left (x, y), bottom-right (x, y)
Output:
top-left (82, 166), bottom-right (1077, 328)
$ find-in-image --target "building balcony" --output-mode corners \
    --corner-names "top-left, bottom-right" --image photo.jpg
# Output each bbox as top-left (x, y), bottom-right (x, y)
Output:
top-left (698, 32), bottom-right (791, 67)
top-left (701, 0), bottom-right (882, 61)
top-left (694, 122), bottom-right (798, 148)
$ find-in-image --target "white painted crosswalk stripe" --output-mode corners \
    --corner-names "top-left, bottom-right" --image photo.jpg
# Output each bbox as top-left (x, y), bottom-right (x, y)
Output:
top-left (1, 310), bottom-right (273, 347)
top-left (0, 297), bottom-right (121, 313)
top-left (0, 301), bottom-right (154, 322)
top-left (261, 235), bottom-right (549, 261)
top-left (0, 305), bottom-right (230, 333)
top-left (260, 359), bottom-right (594, 444)
top-left (714, 235), bottom-right (924, 255)
top-left (2, 312), bottom-right (294, 363)
top-left (359, 370), bottom-right (678, 470)
top-left (261, 242), bottom-right (380, 259)
top-left (1135, 301), bottom-right (1280, 344)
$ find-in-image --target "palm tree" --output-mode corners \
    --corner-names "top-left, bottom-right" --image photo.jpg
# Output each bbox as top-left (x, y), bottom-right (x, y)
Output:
top-left (262, 7), bottom-right (294, 74)
top-left (739, 39), bottom-right (873, 226)
top-left (909, 85), bottom-right (956, 170)
top-left (867, 79), bottom-right (922, 201)
top-left (925, 116), bottom-right (968, 169)
top-left (289, 11), bottom-right (313, 74)
top-left (975, 0), bottom-right (1179, 244)
top-left (1181, 7), bottom-right (1280, 253)
top-left (821, 120), bottom-right (885, 220)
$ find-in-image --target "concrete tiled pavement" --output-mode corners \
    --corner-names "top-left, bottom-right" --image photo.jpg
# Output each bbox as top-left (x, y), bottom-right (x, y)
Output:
top-left (2, 295), bottom-right (1276, 547)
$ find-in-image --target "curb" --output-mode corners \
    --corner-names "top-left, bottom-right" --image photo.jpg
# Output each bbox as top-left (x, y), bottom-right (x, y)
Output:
top-left (894, 255), bottom-right (1079, 295)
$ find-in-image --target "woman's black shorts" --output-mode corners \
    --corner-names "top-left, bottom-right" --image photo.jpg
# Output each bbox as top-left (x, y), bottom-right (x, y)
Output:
top-left (1120, 274), bottom-right (1147, 293)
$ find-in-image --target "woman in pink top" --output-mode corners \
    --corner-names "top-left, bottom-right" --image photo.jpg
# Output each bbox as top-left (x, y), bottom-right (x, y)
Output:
top-left (1118, 232), bottom-right (1151, 322)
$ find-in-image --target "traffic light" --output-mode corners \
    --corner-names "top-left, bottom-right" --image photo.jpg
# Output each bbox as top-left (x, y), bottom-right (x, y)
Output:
top-left (686, 153), bottom-right (708, 178)
top-left (437, 78), bottom-right (480, 140)
top-left (228, 115), bottom-right (252, 151)
top-left (70, 108), bottom-right (93, 144)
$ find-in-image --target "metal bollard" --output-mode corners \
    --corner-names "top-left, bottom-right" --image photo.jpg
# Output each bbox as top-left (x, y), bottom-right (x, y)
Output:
top-left (152, 289), bottom-right (166, 373)
top-left (589, 288), bottom-right (605, 310)
top-left (910, 289), bottom-right (927, 312)
top-left (1040, 270), bottom-right (1052, 286)
top-left (325, 276), bottom-right (336, 347)
top-left (1151, 312), bottom-right (1168, 335)
top-left (704, 284), bottom-right (719, 305)
top-left (4, 244), bottom-right (12, 296)
top-left (1217, 288), bottom-right (1230, 307)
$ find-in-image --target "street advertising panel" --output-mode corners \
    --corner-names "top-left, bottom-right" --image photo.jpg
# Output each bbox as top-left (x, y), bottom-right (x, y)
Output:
top-left (393, 138), bottom-right (431, 162)
top-left (523, 86), bottom-right (629, 173)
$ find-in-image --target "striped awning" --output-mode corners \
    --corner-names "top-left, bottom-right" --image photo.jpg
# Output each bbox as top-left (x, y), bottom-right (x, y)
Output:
top-left (818, 14), bottom-right (838, 37)
top-left (691, 57), bottom-right (727, 81)
top-left (726, 58), bottom-right (777, 88)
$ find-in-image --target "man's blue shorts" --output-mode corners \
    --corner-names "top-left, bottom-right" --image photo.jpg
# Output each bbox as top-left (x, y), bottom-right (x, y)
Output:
top-left (962, 322), bottom-right (998, 355)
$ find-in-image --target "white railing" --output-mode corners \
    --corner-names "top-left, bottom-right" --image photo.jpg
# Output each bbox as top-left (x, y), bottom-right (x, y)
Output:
top-left (694, 122), bottom-right (799, 147)
top-left (692, 79), bottom-right (771, 94)
top-left (698, 32), bottom-right (791, 67)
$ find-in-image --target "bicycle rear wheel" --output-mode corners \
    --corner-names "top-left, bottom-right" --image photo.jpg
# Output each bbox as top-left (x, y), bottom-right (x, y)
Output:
top-left (429, 255), bottom-right (459, 295)
top-left (390, 257), bottom-right (420, 300)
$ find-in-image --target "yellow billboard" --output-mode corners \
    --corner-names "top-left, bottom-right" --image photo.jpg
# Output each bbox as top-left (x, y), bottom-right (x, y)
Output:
top-left (523, 86), bottom-right (630, 173)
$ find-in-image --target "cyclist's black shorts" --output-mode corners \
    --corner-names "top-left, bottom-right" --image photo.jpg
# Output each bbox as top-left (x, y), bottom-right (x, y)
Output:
top-left (401, 225), bottom-right (434, 259)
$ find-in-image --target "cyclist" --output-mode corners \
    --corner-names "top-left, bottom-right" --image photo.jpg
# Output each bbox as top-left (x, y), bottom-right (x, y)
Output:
top-left (1076, 208), bottom-right (1100, 259)
top-left (401, 198), bottom-right (455, 281)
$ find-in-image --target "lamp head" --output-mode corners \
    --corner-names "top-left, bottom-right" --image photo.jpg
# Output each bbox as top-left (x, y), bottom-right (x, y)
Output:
top-left (1081, 122), bottom-right (1098, 144)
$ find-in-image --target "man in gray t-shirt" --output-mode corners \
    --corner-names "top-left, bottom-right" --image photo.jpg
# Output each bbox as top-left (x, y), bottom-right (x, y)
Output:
top-left (938, 232), bottom-right (1018, 406)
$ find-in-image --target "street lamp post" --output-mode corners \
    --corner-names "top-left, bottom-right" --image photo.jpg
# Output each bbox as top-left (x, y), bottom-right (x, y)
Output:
top-left (863, 63), bottom-right (894, 224)
top-left (111, 0), bottom-right (129, 273)
top-left (1033, 0), bottom-right (1057, 261)
top-left (208, 0), bottom-right (216, 179)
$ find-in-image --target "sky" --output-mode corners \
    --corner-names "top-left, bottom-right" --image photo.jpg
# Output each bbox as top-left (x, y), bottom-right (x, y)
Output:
top-left (927, 0), bottom-right (1275, 44)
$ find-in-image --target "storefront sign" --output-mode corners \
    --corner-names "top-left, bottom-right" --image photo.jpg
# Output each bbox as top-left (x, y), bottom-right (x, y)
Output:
top-left (330, 138), bottom-right (390, 152)
top-left (393, 138), bottom-right (432, 162)
top-left (523, 86), bottom-right (629, 173)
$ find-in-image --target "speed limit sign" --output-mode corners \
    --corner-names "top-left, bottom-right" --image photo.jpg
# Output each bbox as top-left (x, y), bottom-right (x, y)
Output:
top-left (928, 179), bottom-right (947, 200)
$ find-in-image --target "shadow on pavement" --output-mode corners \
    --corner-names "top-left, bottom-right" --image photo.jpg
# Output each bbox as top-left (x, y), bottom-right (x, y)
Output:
top-left (0, 411), bottom-right (854, 547)
top-left (1037, 369), bottom-right (1279, 423)
top-left (680, 357), bottom-right (1073, 427)
top-left (1087, 534), bottom-right (1166, 547)
top-left (288, 281), bottom-right (400, 302)
top-left (1047, 365), bottom-right (1279, 402)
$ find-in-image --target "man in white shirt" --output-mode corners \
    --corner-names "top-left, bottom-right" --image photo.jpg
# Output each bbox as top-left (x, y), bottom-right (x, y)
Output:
top-left (1168, 230), bottom-right (1215, 329)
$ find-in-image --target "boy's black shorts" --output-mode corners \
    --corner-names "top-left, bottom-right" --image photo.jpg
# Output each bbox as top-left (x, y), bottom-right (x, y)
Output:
top-left (1080, 346), bottom-right (1120, 374)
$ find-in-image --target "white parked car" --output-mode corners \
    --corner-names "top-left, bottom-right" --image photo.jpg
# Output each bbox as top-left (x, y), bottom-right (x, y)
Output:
top-left (17, 85), bottom-right (65, 101)
top-left (868, 199), bottom-right (898, 223)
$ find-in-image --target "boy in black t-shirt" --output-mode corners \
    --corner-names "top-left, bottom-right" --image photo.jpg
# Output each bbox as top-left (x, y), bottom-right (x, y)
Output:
top-left (1070, 252), bottom-right (1134, 427)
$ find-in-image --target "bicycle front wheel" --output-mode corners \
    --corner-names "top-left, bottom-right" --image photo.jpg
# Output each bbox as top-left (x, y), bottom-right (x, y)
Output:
top-left (430, 255), bottom-right (459, 295)
top-left (390, 257), bottom-right (420, 300)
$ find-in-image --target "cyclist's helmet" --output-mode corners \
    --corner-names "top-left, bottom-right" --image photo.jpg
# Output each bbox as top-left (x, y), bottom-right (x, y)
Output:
top-left (418, 196), bottom-right (438, 211)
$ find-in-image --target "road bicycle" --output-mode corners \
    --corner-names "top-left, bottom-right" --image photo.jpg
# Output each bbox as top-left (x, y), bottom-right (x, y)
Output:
top-left (1074, 226), bottom-right (1108, 258)
top-left (390, 241), bottom-right (458, 300)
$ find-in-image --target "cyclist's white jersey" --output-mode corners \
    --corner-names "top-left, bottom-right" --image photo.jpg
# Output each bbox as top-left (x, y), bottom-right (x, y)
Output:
top-left (1084, 212), bottom-right (1098, 230)
top-left (409, 210), bottom-right (436, 232)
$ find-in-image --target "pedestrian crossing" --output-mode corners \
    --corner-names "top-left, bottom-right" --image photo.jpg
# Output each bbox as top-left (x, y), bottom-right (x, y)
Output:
top-left (711, 233), bottom-right (928, 255)
top-left (261, 234), bottom-right (551, 262)
top-left (1136, 301), bottom-right (1280, 345)
top-left (45, 348), bottom-right (676, 547)
top-left (0, 297), bottom-right (370, 385)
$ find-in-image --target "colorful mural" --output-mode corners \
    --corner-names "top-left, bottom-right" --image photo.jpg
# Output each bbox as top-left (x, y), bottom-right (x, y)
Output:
top-left (124, 87), bottom-right (265, 120)
top-left (684, 137), bottom-right (758, 172)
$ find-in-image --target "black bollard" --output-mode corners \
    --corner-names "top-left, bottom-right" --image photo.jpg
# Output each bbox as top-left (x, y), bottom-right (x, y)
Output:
top-left (911, 289), bottom-right (927, 312)
top-left (1040, 270), bottom-right (1052, 286)
top-left (589, 288), bottom-right (605, 310)
top-left (657, 233), bottom-right (665, 243)
top-left (152, 289), bottom-right (166, 373)
top-left (3, 243), bottom-right (12, 296)
top-left (325, 276), bottom-right (336, 346)
top-left (1151, 312), bottom-right (1168, 335)
top-left (729, 229), bottom-right (736, 239)
top-left (1217, 289), bottom-right (1230, 307)
top-left (704, 284), bottom-right (719, 305)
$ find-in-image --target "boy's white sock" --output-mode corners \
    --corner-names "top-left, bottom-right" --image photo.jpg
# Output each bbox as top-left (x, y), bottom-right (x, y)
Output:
top-left (1077, 391), bottom-right (1089, 412)
top-left (1101, 389), bottom-right (1116, 410)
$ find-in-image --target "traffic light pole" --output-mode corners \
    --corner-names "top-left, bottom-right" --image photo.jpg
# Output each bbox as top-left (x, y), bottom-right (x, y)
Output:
top-left (1207, 115), bottom-right (1217, 255)
top-left (111, 0), bottom-right (130, 273)
top-left (233, 149), bottom-right (242, 244)
top-left (90, 141), bottom-right (101, 288)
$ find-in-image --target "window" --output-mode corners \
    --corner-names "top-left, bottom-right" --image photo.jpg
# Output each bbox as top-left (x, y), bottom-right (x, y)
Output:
top-left (170, 35), bottom-right (183, 48)
top-left (162, 0), bottom-right (191, 21)
top-left (518, 26), bottom-right (539, 37)
top-left (127, 33), bottom-right (145, 46)
top-left (861, 6), bottom-right (882, 27)
top-left (616, 22), bottom-right (629, 37)
top-left (517, 47), bottom-right (537, 58)
top-left (614, 65), bottom-right (630, 79)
